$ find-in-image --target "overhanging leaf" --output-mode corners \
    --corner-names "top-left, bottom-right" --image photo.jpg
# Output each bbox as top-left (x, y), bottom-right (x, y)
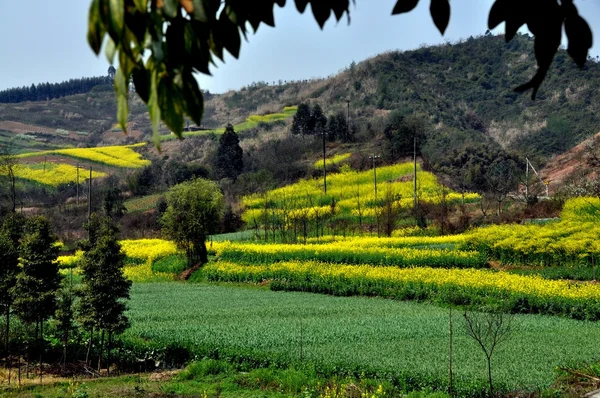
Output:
top-left (158, 75), bottom-right (184, 136)
top-left (107, 0), bottom-right (125, 40)
top-left (392, 0), bottom-right (419, 15)
top-left (162, 0), bottom-right (179, 18)
top-left (88, 0), bottom-right (106, 54)
top-left (132, 0), bottom-right (148, 13)
top-left (148, 70), bottom-right (161, 149)
top-left (181, 73), bottom-right (204, 126)
top-left (565, 14), bottom-right (593, 68)
top-left (430, 0), bottom-right (450, 35)
top-left (488, 0), bottom-right (510, 29)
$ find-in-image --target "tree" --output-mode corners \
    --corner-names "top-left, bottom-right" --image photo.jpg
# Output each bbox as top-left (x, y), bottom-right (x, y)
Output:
top-left (0, 143), bottom-right (19, 212)
top-left (0, 227), bottom-right (18, 356)
top-left (384, 113), bottom-right (426, 161)
top-left (103, 186), bottom-right (126, 219)
top-left (215, 124), bottom-right (244, 181)
top-left (311, 104), bottom-right (327, 136)
top-left (291, 103), bottom-right (313, 136)
top-left (107, 65), bottom-right (116, 81)
top-left (463, 308), bottom-right (515, 397)
top-left (161, 178), bottom-right (224, 266)
top-left (12, 216), bottom-right (61, 379)
top-left (77, 214), bottom-right (131, 371)
top-left (88, 0), bottom-right (593, 143)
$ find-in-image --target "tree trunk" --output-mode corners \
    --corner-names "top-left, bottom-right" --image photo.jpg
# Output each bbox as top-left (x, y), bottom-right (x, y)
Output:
top-left (487, 356), bottom-right (493, 397)
top-left (5, 305), bottom-right (9, 356)
top-left (39, 320), bottom-right (43, 384)
top-left (199, 240), bottom-right (208, 265)
top-left (86, 327), bottom-right (94, 366)
top-left (107, 332), bottom-right (112, 376)
top-left (98, 329), bottom-right (105, 373)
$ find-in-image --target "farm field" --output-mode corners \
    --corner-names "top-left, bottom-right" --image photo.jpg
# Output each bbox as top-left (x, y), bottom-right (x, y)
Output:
top-left (241, 162), bottom-right (479, 232)
top-left (125, 282), bottom-right (600, 395)
top-left (16, 143), bottom-right (150, 168)
top-left (6, 162), bottom-right (107, 187)
top-left (159, 106), bottom-right (298, 141)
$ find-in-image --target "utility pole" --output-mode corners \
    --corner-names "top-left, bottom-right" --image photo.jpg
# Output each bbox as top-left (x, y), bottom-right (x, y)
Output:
top-left (88, 167), bottom-right (92, 218)
top-left (43, 156), bottom-right (47, 172)
top-left (76, 164), bottom-right (80, 206)
top-left (346, 99), bottom-right (350, 139)
top-left (369, 155), bottom-right (381, 196)
top-left (321, 131), bottom-right (327, 194)
top-left (413, 136), bottom-right (418, 209)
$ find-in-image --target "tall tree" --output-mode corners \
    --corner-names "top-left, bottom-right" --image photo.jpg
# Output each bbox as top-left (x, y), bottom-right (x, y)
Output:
top-left (161, 178), bottom-right (224, 266)
top-left (0, 143), bottom-right (19, 212)
top-left (0, 227), bottom-right (18, 357)
top-left (77, 214), bottom-right (131, 372)
top-left (215, 124), bottom-right (244, 181)
top-left (12, 216), bottom-right (61, 378)
top-left (291, 103), bottom-right (312, 136)
top-left (311, 104), bottom-right (327, 136)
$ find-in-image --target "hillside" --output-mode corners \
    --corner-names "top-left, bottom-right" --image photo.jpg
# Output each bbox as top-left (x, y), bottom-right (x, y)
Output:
top-left (2, 33), bottom-right (600, 184)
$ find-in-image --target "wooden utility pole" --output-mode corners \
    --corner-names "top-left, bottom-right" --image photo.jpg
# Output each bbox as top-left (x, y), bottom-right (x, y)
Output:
top-left (321, 131), bottom-right (327, 194)
top-left (369, 155), bottom-right (381, 196)
top-left (413, 136), bottom-right (417, 209)
top-left (88, 167), bottom-right (92, 218)
top-left (76, 164), bottom-right (80, 206)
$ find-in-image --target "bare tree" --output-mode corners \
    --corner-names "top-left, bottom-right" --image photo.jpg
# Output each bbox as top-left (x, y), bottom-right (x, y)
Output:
top-left (463, 309), bottom-right (515, 397)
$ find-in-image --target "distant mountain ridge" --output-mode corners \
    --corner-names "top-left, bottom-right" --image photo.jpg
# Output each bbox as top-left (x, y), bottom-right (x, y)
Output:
top-left (2, 33), bottom-right (600, 169)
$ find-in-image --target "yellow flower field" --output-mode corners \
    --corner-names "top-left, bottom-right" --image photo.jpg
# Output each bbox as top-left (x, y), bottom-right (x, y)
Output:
top-left (204, 260), bottom-right (600, 319)
top-left (7, 163), bottom-right (107, 187)
top-left (17, 143), bottom-right (150, 168)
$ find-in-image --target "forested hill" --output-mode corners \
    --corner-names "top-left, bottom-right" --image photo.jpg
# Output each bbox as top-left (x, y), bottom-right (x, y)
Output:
top-left (0, 76), bottom-right (113, 103)
top-left (208, 32), bottom-right (600, 165)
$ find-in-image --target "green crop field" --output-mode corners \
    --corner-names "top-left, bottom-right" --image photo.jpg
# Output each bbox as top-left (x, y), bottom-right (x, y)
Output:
top-left (125, 283), bottom-right (600, 395)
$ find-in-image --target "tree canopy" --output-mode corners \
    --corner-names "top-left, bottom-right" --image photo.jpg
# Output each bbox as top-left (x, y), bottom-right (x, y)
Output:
top-left (88, 0), bottom-right (593, 144)
top-left (161, 178), bottom-right (224, 266)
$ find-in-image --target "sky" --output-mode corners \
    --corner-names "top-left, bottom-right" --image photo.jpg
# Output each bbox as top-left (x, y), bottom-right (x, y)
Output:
top-left (1, 1), bottom-right (600, 93)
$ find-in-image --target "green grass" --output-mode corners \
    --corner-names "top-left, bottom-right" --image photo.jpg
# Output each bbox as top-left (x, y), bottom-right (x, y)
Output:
top-left (209, 230), bottom-right (264, 242)
top-left (124, 193), bottom-right (164, 213)
top-left (124, 282), bottom-right (600, 395)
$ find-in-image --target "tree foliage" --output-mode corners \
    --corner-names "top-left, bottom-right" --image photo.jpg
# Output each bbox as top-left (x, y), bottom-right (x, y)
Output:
top-left (291, 103), bottom-right (313, 136)
top-left (13, 216), bottom-right (61, 326)
top-left (88, 0), bottom-right (593, 143)
top-left (161, 178), bottom-right (224, 266)
top-left (0, 76), bottom-right (113, 103)
top-left (215, 124), bottom-right (244, 181)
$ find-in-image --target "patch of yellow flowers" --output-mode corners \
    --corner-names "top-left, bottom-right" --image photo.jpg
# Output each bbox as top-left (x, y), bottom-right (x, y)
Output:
top-left (205, 260), bottom-right (600, 304)
top-left (18, 143), bottom-right (150, 168)
top-left (7, 163), bottom-right (107, 187)
top-left (212, 241), bottom-right (484, 268)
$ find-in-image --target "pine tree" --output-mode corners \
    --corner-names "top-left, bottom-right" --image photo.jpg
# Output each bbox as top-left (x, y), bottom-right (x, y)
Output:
top-left (77, 214), bottom-right (131, 371)
top-left (311, 104), bottom-right (327, 136)
top-left (215, 124), bottom-right (244, 181)
top-left (291, 103), bottom-right (312, 136)
top-left (13, 216), bottom-right (61, 379)
top-left (0, 228), bottom-right (18, 356)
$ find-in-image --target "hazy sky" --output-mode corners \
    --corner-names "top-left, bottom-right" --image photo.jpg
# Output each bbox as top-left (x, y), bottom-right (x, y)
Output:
top-left (1, 1), bottom-right (600, 93)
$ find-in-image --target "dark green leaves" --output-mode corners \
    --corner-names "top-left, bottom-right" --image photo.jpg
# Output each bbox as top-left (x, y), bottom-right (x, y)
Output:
top-left (392, 0), bottom-right (420, 15)
top-left (392, 0), bottom-right (448, 35)
top-left (430, 0), bottom-right (450, 35)
top-left (87, 0), bottom-right (106, 54)
top-left (565, 13), bottom-right (593, 68)
top-left (107, 0), bottom-right (125, 41)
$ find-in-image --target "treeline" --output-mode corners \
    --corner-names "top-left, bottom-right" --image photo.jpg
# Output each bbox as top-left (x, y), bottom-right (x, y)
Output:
top-left (0, 76), bottom-right (113, 103)
top-left (0, 212), bottom-right (131, 376)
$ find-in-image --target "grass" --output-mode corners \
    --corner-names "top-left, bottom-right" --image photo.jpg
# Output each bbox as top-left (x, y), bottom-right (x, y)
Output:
top-left (124, 282), bottom-right (600, 395)
top-left (124, 193), bottom-right (164, 213)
